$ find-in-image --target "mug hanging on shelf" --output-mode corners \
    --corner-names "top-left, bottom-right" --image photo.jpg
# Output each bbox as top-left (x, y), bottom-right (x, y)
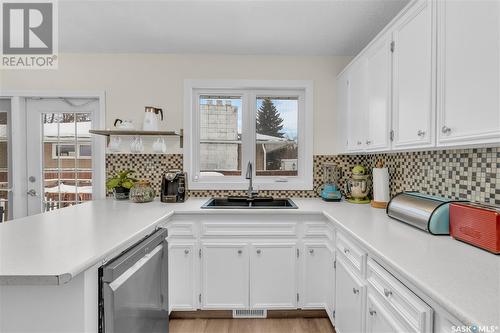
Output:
top-left (152, 138), bottom-right (167, 153)
top-left (108, 136), bottom-right (122, 152)
top-left (130, 136), bottom-right (144, 153)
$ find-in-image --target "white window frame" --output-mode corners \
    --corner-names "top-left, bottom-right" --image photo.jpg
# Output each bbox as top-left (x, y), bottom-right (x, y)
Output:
top-left (184, 80), bottom-right (313, 190)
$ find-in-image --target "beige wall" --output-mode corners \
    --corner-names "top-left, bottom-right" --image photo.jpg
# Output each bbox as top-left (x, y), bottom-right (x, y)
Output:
top-left (1, 53), bottom-right (351, 154)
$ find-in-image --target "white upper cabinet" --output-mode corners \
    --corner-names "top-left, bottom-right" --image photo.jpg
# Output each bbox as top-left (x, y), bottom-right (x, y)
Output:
top-left (391, 0), bottom-right (435, 149)
top-left (365, 33), bottom-right (392, 151)
top-left (336, 0), bottom-right (500, 152)
top-left (437, 0), bottom-right (500, 146)
top-left (335, 71), bottom-right (350, 154)
top-left (347, 59), bottom-right (368, 152)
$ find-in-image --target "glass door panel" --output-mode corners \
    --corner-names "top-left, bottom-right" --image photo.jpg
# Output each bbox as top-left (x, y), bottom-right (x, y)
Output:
top-left (0, 99), bottom-right (11, 222)
top-left (42, 112), bottom-right (93, 212)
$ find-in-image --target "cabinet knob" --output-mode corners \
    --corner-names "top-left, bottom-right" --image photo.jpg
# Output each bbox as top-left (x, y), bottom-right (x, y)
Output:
top-left (357, 141), bottom-right (362, 145)
top-left (344, 248), bottom-right (350, 255)
top-left (417, 130), bottom-right (426, 137)
top-left (237, 249), bottom-right (242, 255)
top-left (369, 308), bottom-right (377, 316)
top-left (309, 249), bottom-right (314, 254)
top-left (352, 288), bottom-right (360, 295)
top-left (366, 140), bottom-right (371, 145)
top-left (184, 249), bottom-right (190, 255)
top-left (442, 126), bottom-right (452, 134)
top-left (256, 249), bottom-right (262, 255)
top-left (383, 288), bottom-right (393, 297)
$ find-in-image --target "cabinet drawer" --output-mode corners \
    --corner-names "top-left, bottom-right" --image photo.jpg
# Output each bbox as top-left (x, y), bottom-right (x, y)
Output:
top-left (201, 222), bottom-right (297, 237)
top-left (304, 221), bottom-right (334, 240)
top-left (167, 221), bottom-right (196, 237)
top-left (367, 259), bottom-right (433, 333)
top-left (336, 233), bottom-right (367, 276)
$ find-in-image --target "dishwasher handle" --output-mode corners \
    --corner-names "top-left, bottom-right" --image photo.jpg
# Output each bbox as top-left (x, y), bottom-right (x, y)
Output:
top-left (107, 244), bottom-right (164, 292)
top-left (102, 228), bottom-right (167, 283)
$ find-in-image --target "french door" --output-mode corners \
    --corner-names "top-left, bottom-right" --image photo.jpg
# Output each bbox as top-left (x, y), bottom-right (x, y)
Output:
top-left (0, 99), bottom-right (12, 222)
top-left (26, 98), bottom-right (103, 216)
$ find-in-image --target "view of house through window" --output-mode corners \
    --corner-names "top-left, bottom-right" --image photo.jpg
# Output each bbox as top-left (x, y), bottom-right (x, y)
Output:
top-left (256, 96), bottom-right (298, 176)
top-left (196, 91), bottom-right (302, 183)
top-left (199, 95), bottom-right (242, 176)
top-left (42, 112), bottom-right (93, 211)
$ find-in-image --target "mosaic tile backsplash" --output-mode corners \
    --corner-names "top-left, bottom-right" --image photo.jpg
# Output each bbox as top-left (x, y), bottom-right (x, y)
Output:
top-left (106, 147), bottom-right (500, 205)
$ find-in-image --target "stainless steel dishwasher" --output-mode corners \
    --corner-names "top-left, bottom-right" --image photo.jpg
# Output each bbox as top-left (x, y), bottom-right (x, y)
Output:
top-left (99, 228), bottom-right (168, 333)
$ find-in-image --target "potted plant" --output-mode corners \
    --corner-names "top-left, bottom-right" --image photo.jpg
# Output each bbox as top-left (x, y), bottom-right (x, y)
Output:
top-left (106, 170), bottom-right (137, 200)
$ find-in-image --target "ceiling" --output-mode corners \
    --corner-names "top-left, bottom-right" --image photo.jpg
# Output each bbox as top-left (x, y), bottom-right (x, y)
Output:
top-left (58, 0), bottom-right (410, 55)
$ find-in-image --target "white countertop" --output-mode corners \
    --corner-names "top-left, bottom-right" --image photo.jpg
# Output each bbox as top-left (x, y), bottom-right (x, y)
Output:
top-left (1, 198), bottom-right (499, 327)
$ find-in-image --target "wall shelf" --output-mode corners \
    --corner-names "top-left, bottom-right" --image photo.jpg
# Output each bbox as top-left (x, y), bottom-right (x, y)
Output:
top-left (89, 129), bottom-right (184, 148)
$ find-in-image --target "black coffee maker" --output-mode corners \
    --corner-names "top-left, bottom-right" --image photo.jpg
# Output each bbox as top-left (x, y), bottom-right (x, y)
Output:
top-left (161, 170), bottom-right (187, 203)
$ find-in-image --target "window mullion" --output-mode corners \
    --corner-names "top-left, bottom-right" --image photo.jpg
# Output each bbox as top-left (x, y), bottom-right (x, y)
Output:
top-left (240, 91), bottom-right (255, 184)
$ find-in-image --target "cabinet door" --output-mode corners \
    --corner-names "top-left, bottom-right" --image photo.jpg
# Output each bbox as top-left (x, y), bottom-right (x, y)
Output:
top-left (301, 242), bottom-right (334, 309)
top-left (335, 71), bottom-right (350, 154)
top-left (168, 242), bottom-right (198, 310)
top-left (392, 0), bottom-right (435, 149)
top-left (347, 59), bottom-right (367, 152)
top-left (437, 0), bottom-right (500, 145)
top-left (335, 257), bottom-right (366, 333)
top-left (365, 34), bottom-right (392, 151)
top-left (366, 291), bottom-right (408, 333)
top-left (201, 243), bottom-right (249, 309)
top-left (250, 243), bottom-right (297, 309)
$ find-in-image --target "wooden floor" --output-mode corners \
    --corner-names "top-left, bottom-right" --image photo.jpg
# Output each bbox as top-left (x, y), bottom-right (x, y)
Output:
top-left (169, 318), bottom-right (336, 333)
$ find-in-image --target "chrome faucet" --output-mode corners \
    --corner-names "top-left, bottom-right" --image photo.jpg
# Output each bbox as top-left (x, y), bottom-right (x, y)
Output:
top-left (245, 161), bottom-right (258, 199)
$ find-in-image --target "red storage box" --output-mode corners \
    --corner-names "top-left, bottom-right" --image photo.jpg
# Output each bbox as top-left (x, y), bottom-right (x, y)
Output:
top-left (450, 202), bottom-right (500, 254)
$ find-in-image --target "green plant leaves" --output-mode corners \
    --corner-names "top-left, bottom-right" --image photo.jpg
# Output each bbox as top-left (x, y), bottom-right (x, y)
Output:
top-left (106, 170), bottom-right (137, 190)
top-left (121, 180), bottom-right (134, 189)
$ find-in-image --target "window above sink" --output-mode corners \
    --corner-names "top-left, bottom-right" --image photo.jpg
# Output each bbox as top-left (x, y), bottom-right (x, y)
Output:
top-left (184, 80), bottom-right (314, 191)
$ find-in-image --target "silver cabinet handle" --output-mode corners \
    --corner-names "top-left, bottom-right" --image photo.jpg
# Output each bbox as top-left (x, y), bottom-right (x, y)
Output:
top-left (352, 287), bottom-right (360, 295)
top-left (184, 249), bottom-right (190, 255)
top-left (237, 249), bottom-right (242, 255)
top-left (256, 249), bottom-right (262, 255)
top-left (27, 189), bottom-right (38, 197)
top-left (417, 130), bottom-right (426, 137)
top-left (309, 249), bottom-right (314, 254)
top-left (442, 126), bottom-right (452, 134)
top-left (366, 140), bottom-right (372, 145)
top-left (369, 308), bottom-right (377, 316)
top-left (383, 288), bottom-right (393, 297)
top-left (344, 248), bottom-right (350, 255)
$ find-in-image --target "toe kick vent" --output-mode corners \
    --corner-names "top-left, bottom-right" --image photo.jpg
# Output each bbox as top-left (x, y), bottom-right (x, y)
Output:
top-left (232, 309), bottom-right (267, 318)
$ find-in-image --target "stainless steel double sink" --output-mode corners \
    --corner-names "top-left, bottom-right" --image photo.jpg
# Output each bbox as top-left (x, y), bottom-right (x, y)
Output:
top-left (201, 196), bottom-right (298, 209)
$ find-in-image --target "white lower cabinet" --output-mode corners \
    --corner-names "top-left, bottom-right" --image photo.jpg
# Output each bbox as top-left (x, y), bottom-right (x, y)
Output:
top-left (167, 218), bottom-right (446, 333)
top-left (367, 258), bottom-right (433, 333)
top-left (168, 241), bottom-right (198, 310)
top-left (335, 255), bottom-right (366, 333)
top-left (366, 290), bottom-right (408, 333)
top-left (250, 243), bottom-right (298, 309)
top-left (301, 242), bottom-right (334, 309)
top-left (201, 242), bottom-right (249, 309)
